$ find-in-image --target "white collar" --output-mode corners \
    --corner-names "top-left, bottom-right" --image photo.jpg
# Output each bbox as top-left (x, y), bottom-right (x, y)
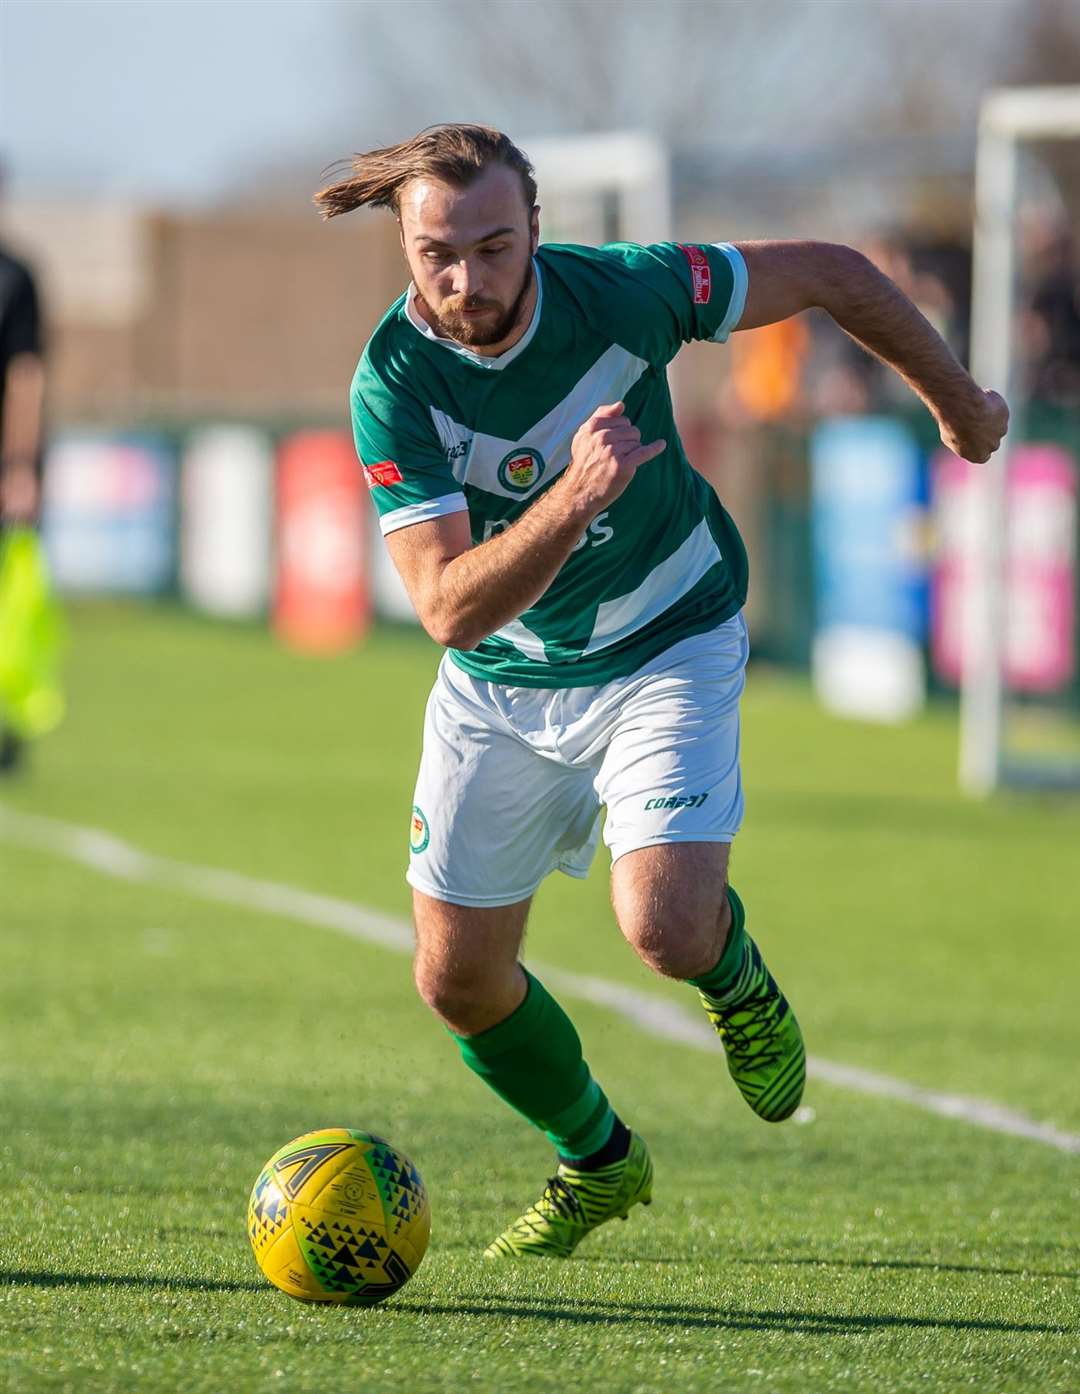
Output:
top-left (403, 259), bottom-right (543, 371)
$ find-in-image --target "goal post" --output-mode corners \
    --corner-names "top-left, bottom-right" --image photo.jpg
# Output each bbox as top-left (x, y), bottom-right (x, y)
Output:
top-left (523, 131), bottom-right (673, 248)
top-left (961, 86), bottom-right (1080, 794)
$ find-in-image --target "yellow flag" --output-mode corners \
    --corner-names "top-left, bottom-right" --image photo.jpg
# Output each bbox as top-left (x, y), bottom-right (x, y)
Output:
top-left (0, 527), bottom-right (66, 737)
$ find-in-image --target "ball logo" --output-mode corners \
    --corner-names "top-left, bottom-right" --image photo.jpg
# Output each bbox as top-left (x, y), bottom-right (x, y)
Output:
top-left (497, 447), bottom-right (545, 495)
top-left (410, 805), bottom-right (430, 854)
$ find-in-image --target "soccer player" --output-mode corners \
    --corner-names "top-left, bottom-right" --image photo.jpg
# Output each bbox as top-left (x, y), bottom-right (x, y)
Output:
top-left (318, 126), bottom-right (1008, 1259)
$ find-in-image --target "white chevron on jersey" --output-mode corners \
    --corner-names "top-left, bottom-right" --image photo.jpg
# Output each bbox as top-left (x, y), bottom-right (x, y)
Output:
top-left (430, 343), bottom-right (650, 500)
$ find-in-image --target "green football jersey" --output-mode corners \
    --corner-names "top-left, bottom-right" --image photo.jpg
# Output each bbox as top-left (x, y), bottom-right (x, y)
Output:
top-left (351, 240), bottom-right (750, 687)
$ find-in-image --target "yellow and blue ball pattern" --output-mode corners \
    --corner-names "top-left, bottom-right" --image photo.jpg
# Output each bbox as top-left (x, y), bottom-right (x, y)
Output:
top-left (247, 1128), bottom-right (430, 1305)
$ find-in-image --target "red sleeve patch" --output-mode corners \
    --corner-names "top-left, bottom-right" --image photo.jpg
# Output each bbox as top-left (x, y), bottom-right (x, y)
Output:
top-left (677, 244), bottom-right (712, 305)
top-left (363, 460), bottom-right (404, 488)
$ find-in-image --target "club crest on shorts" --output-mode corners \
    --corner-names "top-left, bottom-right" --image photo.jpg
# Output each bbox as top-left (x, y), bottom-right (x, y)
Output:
top-left (497, 447), bottom-right (545, 495)
top-left (410, 805), bottom-right (430, 854)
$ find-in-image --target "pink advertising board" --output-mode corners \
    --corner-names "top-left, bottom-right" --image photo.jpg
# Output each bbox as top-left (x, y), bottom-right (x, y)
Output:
top-left (932, 445), bottom-right (1077, 692)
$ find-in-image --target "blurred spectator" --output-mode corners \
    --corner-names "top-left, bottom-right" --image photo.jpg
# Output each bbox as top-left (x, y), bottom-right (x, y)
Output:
top-left (0, 163), bottom-right (47, 773)
top-left (1020, 214), bottom-right (1080, 408)
top-left (725, 318), bottom-right (811, 426)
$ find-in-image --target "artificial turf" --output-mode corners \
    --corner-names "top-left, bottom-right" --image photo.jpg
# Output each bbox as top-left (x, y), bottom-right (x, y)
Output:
top-left (1, 603), bottom-right (1077, 1393)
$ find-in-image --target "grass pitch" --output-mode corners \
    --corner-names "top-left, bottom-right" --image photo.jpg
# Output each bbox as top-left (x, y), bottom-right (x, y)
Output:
top-left (1, 604), bottom-right (1078, 1394)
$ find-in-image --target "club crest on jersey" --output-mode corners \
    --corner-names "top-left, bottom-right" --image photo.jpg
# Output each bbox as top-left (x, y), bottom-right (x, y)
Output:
top-left (497, 447), bottom-right (545, 495)
top-left (410, 805), bottom-right (430, 854)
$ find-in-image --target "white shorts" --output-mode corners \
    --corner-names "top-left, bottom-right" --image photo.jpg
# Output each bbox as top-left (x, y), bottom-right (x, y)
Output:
top-left (407, 612), bottom-right (748, 907)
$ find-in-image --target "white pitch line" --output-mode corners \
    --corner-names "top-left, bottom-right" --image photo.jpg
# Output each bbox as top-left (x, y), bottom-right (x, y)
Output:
top-left (2, 803), bottom-right (1078, 1156)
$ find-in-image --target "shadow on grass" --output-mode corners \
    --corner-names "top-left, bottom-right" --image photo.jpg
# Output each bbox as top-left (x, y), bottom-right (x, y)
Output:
top-left (6, 1270), bottom-right (1071, 1338)
top-left (394, 1293), bottom-right (1071, 1337)
top-left (0, 1269), bottom-right (263, 1294)
top-left (732, 1256), bottom-right (1080, 1282)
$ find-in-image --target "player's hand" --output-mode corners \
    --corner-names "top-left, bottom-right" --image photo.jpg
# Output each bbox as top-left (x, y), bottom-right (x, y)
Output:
top-left (937, 388), bottom-right (1009, 464)
top-left (563, 402), bottom-right (666, 513)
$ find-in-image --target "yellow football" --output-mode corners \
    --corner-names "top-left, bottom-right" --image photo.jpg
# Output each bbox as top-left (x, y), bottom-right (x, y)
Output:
top-left (247, 1128), bottom-right (430, 1305)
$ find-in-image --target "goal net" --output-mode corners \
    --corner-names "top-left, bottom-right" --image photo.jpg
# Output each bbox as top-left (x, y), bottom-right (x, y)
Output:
top-left (959, 86), bottom-right (1080, 793)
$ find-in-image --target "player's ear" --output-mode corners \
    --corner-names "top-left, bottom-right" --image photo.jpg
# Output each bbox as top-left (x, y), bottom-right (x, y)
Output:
top-left (530, 205), bottom-right (540, 254)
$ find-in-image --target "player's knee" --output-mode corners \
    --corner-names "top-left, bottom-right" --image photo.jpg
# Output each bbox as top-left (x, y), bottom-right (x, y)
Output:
top-left (413, 958), bottom-right (465, 1017)
top-left (413, 958), bottom-right (496, 1033)
top-left (622, 904), bottom-right (725, 981)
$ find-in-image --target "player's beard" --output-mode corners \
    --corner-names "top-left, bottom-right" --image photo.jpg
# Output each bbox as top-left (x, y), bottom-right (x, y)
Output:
top-left (432, 262), bottom-right (534, 347)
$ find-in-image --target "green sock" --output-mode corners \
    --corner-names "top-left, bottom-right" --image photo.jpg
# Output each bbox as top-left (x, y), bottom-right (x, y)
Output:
top-left (688, 885), bottom-right (748, 999)
top-left (452, 970), bottom-right (615, 1160)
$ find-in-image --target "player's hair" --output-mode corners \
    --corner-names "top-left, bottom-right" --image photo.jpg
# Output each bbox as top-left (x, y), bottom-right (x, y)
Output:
top-left (313, 124), bottom-right (537, 221)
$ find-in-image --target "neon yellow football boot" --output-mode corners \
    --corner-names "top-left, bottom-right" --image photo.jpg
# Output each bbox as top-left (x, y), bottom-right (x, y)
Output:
top-left (699, 934), bottom-right (806, 1123)
top-left (483, 1132), bottom-right (653, 1259)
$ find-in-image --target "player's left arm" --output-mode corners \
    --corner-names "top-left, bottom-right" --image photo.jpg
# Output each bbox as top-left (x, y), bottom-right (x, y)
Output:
top-left (0, 266), bottom-right (45, 524)
top-left (732, 240), bottom-right (1008, 463)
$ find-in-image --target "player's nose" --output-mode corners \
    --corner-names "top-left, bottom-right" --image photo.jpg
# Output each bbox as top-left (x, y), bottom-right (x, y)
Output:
top-left (452, 257), bottom-right (482, 297)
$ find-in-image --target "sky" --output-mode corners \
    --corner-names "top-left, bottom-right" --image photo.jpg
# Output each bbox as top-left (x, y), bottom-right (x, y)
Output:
top-left (1, 0), bottom-right (1070, 208)
top-left (1, 0), bottom-right (368, 201)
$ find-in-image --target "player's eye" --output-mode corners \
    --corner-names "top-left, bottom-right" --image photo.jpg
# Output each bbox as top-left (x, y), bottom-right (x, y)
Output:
top-left (480, 245), bottom-right (506, 258)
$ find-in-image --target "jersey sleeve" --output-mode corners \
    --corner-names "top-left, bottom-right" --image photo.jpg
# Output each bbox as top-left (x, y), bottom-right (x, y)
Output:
top-left (0, 264), bottom-right (44, 360)
top-left (573, 241), bottom-right (748, 366)
top-left (350, 357), bottom-right (468, 537)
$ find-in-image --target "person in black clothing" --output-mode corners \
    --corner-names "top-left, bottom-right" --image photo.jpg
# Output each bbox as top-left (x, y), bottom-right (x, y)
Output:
top-left (0, 230), bottom-right (47, 773)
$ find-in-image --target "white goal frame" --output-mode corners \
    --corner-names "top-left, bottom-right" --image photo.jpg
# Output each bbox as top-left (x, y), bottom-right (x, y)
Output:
top-left (524, 131), bottom-right (672, 247)
top-left (961, 85), bottom-right (1080, 794)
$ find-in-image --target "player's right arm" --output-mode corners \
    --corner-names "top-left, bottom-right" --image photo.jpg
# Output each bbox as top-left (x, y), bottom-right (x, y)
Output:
top-left (383, 403), bottom-right (664, 651)
top-left (352, 325), bottom-right (662, 652)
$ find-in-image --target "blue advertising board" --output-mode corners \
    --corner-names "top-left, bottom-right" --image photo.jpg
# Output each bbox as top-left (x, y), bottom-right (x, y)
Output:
top-left (810, 416), bottom-right (929, 720)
